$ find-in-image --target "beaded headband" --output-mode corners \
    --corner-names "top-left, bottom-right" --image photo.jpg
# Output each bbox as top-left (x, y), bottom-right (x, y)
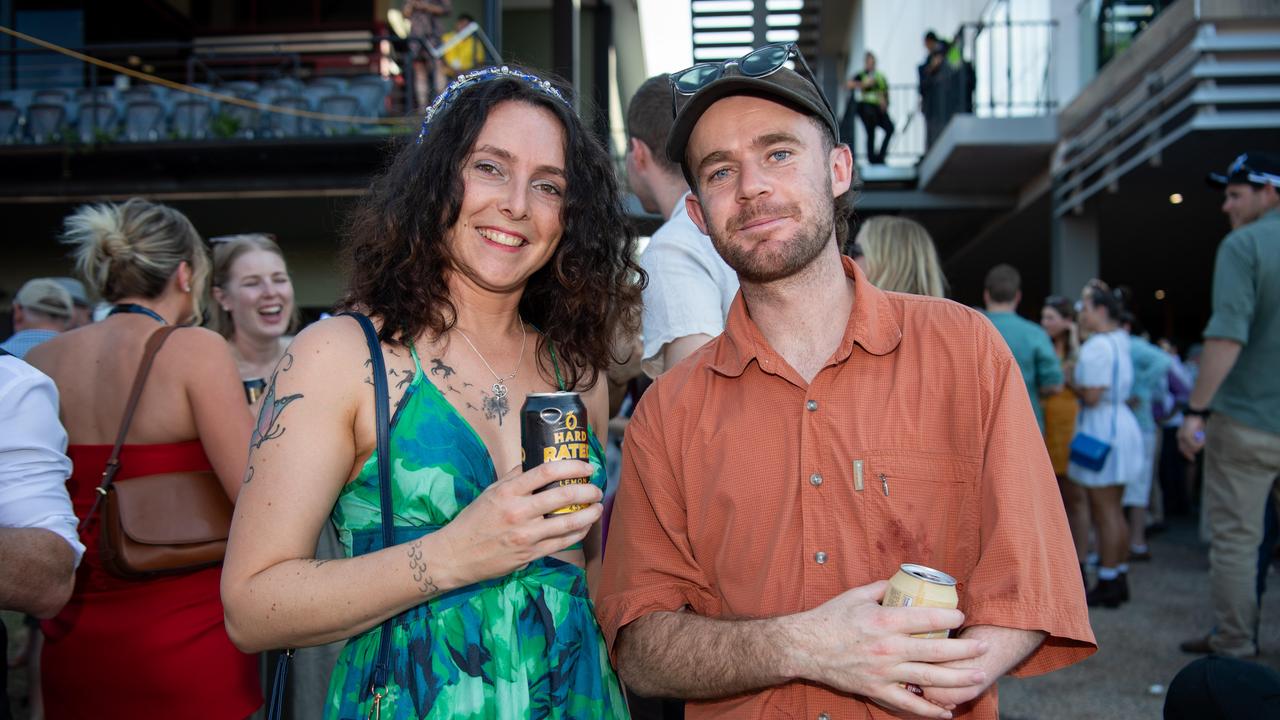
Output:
top-left (416, 65), bottom-right (571, 143)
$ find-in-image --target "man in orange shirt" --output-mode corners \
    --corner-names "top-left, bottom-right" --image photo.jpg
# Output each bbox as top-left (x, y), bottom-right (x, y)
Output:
top-left (596, 44), bottom-right (1096, 720)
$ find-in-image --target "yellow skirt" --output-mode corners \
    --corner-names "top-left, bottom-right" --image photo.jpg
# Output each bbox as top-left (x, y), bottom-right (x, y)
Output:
top-left (1042, 387), bottom-right (1079, 476)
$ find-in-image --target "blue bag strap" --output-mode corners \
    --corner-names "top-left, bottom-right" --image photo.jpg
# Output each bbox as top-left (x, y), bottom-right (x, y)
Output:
top-left (267, 312), bottom-right (396, 720)
top-left (265, 649), bottom-right (294, 720)
top-left (340, 312), bottom-right (397, 701)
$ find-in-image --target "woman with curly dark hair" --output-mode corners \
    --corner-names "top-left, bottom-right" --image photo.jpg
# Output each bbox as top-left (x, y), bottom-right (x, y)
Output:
top-left (221, 66), bottom-right (642, 718)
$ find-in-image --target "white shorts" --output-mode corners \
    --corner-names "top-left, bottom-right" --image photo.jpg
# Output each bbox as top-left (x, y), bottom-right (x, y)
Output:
top-left (1123, 428), bottom-right (1159, 507)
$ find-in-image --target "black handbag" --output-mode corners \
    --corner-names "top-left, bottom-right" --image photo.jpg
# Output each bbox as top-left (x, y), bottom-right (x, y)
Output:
top-left (267, 312), bottom-right (397, 720)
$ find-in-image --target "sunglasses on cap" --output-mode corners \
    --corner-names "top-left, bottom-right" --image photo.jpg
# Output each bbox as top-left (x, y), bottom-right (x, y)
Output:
top-left (668, 43), bottom-right (830, 119)
top-left (1226, 154), bottom-right (1278, 182)
top-left (1209, 152), bottom-right (1280, 187)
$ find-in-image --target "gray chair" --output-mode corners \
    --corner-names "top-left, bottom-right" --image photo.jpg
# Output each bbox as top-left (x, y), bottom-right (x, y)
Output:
top-left (308, 77), bottom-right (346, 93)
top-left (317, 94), bottom-right (360, 135)
top-left (300, 86), bottom-right (330, 111)
top-left (222, 80), bottom-right (259, 97)
top-left (26, 103), bottom-right (66, 143)
top-left (76, 102), bottom-right (118, 144)
top-left (346, 79), bottom-right (388, 117)
top-left (34, 88), bottom-right (72, 104)
top-left (121, 86), bottom-right (158, 103)
top-left (172, 99), bottom-right (213, 140)
top-left (77, 88), bottom-right (116, 106)
top-left (0, 105), bottom-right (20, 144)
top-left (33, 89), bottom-right (74, 124)
top-left (123, 100), bottom-right (165, 142)
top-left (0, 89), bottom-right (36, 113)
top-left (268, 96), bottom-right (311, 137)
top-left (263, 78), bottom-right (303, 96)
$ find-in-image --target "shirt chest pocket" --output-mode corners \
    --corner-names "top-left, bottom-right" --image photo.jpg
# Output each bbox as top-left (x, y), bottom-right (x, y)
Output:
top-left (850, 451), bottom-right (981, 584)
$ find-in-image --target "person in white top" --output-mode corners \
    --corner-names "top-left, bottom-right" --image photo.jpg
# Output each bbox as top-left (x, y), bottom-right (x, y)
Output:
top-left (627, 75), bottom-right (739, 377)
top-left (0, 352), bottom-right (83, 617)
top-left (1070, 279), bottom-right (1143, 609)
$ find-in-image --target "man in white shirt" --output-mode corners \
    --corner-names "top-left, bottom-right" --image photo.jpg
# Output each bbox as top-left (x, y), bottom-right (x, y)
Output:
top-left (0, 350), bottom-right (82, 720)
top-left (627, 75), bottom-right (739, 377)
top-left (0, 351), bottom-right (83, 616)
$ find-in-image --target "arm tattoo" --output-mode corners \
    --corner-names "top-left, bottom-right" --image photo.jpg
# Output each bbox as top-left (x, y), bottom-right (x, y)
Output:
top-left (308, 559), bottom-right (333, 568)
top-left (406, 540), bottom-right (438, 595)
top-left (250, 354), bottom-right (303, 450)
top-left (481, 390), bottom-right (510, 426)
top-left (396, 369), bottom-right (414, 390)
top-left (242, 465), bottom-right (255, 484)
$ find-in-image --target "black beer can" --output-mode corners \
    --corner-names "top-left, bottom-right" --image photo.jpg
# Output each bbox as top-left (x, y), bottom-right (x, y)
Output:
top-left (521, 392), bottom-right (592, 515)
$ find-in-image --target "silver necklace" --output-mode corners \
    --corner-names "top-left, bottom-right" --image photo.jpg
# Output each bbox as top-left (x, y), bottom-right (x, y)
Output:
top-left (453, 321), bottom-right (527, 399)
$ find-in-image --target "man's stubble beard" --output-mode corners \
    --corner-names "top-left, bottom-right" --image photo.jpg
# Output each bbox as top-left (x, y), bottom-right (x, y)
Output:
top-left (707, 175), bottom-right (836, 284)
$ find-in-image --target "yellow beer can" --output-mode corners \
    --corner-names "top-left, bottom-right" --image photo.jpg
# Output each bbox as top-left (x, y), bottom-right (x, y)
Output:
top-left (882, 563), bottom-right (959, 639)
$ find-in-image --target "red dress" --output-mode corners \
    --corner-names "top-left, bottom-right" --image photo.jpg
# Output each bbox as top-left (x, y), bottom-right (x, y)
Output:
top-left (41, 442), bottom-right (262, 719)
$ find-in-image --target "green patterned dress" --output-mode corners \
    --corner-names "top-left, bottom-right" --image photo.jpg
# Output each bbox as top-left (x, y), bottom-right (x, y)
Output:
top-left (325, 345), bottom-right (628, 719)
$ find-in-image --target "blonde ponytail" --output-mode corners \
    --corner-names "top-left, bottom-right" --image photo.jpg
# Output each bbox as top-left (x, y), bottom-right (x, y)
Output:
top-left (61, 198), bottom-right (210, 318)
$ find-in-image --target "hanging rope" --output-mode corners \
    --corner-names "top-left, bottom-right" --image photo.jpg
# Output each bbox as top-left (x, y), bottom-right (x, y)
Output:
top-left (0, 24), bottom-right (416, 127)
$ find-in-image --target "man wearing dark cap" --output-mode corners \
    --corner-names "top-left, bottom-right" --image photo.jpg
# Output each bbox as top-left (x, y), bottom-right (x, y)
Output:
top-left (2, 279), bottom-right (73, 359)
top-left (597, 44), bottom-right (1094, 719)
top-left (1178, 151), bottom-right (1280, 659)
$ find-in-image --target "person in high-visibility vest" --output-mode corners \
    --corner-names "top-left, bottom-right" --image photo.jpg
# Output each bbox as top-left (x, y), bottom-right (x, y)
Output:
top-left (441, 14), bottom-right (486, 79)
top-left (845, 51), bottom-right (894, 164)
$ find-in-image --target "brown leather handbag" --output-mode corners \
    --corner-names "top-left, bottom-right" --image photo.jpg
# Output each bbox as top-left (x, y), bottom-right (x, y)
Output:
top-left (86, 325), bottom-right (234, 579)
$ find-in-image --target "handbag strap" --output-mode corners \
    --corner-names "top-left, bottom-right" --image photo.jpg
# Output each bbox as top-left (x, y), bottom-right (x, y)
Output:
top-left (85, 325), bottom-right (181, 524)
top-left (342, 311), bottom-right (397, 699)
top-left (1103, 332), bottom-right (1121, 443)
top-left (266, 312), bottom-right (396, 720)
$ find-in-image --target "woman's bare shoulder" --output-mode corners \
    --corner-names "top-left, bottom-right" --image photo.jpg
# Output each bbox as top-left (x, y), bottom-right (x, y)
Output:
top-left (262, 315), bottom-right (395, 397)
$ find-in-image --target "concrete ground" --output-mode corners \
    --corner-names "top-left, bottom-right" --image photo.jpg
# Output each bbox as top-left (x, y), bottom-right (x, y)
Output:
top-left (7, 515), bottom-right (1280, 719)
top-left (999, 515), bottom-right (1280, 720)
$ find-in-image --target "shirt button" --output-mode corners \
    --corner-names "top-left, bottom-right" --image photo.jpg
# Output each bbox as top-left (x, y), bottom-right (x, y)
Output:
top-left (809, 472), bottom-right (823, 487)
top-left (815, 551), bottom-right (828, 565)
top-left (806, 400), bottom-right (819, 412)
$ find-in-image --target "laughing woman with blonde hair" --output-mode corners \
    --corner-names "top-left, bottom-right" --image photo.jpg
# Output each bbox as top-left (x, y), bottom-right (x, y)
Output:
top-left (854, 215), bottom-right (948, 297)
top-left (207, 233), bottom-right (300, 404)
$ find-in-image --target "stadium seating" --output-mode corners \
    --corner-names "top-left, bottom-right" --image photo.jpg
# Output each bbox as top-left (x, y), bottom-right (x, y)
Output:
top-left (0, 70), bottom-right (405, 144)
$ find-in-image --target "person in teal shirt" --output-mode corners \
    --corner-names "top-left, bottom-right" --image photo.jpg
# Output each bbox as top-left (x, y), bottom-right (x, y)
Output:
top-left (982, 264), bottom-right (1063, 431)
top-left (1122, 320), bottom-right (1173, 561)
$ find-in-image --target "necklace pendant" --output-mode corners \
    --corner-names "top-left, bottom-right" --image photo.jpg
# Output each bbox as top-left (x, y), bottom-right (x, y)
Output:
top-left (492, 382), bottom-right (508, 398)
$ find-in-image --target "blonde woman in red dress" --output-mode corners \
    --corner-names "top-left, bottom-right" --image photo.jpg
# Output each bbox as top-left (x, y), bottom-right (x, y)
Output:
top-left (27, 198), bottom-right (260, 719)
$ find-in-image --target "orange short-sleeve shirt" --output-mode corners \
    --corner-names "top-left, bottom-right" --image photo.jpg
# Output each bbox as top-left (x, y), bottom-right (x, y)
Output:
top-left (597, 257), bottom-right (1096, 720)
